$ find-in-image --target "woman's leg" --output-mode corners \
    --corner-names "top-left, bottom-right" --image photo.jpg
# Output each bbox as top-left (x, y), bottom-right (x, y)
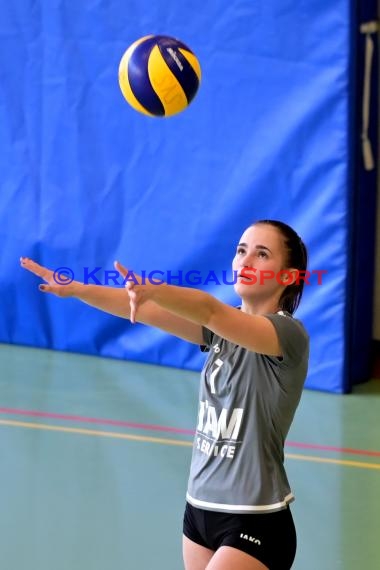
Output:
top-left (183, 535), bottom-right (214, 570)
top-left (206, 546), bottom-right (269, 570)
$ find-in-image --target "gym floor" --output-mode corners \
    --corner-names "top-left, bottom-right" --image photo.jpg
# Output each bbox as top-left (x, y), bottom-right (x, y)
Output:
top-left (0, 343), bottom-right (379, 570)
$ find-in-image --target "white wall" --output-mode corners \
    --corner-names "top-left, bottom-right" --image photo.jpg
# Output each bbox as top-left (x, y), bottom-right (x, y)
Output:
top-left (374, 4), bottom-right (380, 340)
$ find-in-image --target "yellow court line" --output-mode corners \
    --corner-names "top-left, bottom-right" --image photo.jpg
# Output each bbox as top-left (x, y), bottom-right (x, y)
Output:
top-left (285, 453), bottom-right (380, 470)
top-left (0, 419), bottom-right (193, 448)
top-left (1, 419), bottom-right (380, 471)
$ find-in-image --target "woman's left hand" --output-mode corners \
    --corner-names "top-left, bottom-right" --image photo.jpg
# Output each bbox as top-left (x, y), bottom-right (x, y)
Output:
top-left (114, 261), bottom-right (154, 324)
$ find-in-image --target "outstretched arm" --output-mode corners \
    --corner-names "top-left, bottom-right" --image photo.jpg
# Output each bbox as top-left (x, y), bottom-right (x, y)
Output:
top-left (20, 258), bottom-right (204, 345)
top-left (124, 274), bottom-right (281, 356)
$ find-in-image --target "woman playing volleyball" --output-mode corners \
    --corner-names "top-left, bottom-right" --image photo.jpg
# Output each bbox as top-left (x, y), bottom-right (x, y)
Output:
top-left (21, 219), bottom-right (309, 570)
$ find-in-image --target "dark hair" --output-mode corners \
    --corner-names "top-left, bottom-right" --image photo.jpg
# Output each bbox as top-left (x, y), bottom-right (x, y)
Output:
top-left (252, 219), bottom-right (308, 314)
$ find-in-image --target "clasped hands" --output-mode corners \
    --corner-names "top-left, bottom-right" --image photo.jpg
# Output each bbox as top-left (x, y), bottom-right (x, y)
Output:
top-left (114, 261), bottom-right (155, 324)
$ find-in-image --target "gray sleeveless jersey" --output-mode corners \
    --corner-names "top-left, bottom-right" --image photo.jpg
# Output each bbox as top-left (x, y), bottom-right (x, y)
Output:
top-left (186, 311), bottom-right (309, 514)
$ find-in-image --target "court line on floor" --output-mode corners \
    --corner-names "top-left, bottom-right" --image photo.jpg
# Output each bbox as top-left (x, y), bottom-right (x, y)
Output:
top-left (285, 453), bottom-right (380, 470)
top-left (0, 419), bottom-right (192, 447)
top-left (1, 418), bottom-right (380, 471)
top-left (285, 441), bottom-right (380, 458)
top-left (0, 407), bottom-right (379, 458)
top-left (0, 407), bottom-right (195, 435)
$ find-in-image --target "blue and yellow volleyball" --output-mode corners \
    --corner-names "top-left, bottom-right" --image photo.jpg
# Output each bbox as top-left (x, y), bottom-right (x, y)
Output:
top-left (118, 35), bottom-right (201, 117)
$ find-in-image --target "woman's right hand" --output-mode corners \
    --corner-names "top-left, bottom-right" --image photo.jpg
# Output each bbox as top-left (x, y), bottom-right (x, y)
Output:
top-left (20, 257), bottom-right (79, 297)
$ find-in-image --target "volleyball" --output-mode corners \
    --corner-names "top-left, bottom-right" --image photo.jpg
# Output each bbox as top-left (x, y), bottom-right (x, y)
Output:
top-left (118, 35), bottom-right (201, 117)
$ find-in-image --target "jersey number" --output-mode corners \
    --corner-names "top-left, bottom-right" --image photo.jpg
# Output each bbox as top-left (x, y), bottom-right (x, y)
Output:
top-left (210, 358), bottom-right (224, 394)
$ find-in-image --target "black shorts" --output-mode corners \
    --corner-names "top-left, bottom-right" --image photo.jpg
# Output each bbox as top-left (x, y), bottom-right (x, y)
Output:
top-left (183, 502), bottom-right (297, 569)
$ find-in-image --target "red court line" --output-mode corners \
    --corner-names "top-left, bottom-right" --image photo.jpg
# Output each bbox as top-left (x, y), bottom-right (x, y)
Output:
top-left (0, 407), bottom-right (379, 458)
top-left (285, 440), bottom-right (380, 458)
top-left (0, 407), bottom-right (194, 436)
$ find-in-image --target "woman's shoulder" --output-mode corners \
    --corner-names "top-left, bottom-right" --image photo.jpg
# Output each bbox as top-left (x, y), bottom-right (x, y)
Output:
top-left (264, 311), bottom-right (309, 365)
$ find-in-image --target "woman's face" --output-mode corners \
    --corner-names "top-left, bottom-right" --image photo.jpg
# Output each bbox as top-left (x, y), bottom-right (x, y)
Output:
top-left (232, 224), bottom-right (288, 300)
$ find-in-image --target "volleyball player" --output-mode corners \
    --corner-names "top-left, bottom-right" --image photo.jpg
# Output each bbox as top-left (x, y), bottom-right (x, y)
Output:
top-left (21, 220), bottom-right (309, 569)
